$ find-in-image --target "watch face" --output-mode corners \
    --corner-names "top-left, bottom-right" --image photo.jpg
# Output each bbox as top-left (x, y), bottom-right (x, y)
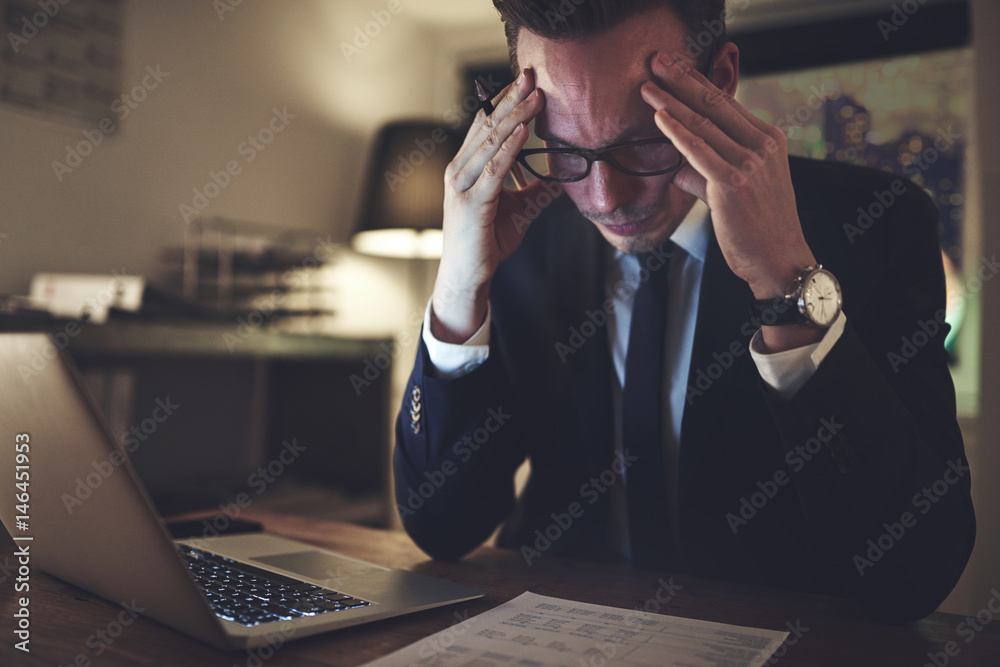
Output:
top-left (801, 269), bottom-right (842, 327)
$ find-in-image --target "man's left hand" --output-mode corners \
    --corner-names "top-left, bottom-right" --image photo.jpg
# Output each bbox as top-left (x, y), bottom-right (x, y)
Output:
top-left (640, 51), bottom-right (816, 301)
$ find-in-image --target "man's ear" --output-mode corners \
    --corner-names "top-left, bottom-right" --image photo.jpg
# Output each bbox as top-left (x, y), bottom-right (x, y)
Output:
top-left (712, 41), bottom-right (740, 97)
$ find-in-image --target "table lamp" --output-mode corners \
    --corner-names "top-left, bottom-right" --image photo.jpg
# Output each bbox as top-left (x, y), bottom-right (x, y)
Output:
top-left (352, 121), bottom-right (463, 259)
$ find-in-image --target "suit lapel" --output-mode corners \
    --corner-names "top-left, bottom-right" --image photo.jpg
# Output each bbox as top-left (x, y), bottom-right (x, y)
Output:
top-left (678, 224), bottom-right (754, 496)
top-left (549, 210), bottom-right (615, 477)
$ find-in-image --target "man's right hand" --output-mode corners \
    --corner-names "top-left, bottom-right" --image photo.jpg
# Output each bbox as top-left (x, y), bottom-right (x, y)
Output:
top-left (430, 68), bottom-right (553, 344)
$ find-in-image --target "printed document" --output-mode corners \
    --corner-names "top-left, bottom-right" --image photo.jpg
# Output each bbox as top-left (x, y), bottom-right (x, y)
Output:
top-left (364, 590), bottom-right (790, 666)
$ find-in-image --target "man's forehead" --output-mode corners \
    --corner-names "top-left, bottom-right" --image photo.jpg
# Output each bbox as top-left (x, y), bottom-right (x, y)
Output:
top-left (518, 26), bottom-right (655, 96)
top-left (515, 7), bottom-right (688, 145)
top-left (532, 88), bottom-right (651, 145)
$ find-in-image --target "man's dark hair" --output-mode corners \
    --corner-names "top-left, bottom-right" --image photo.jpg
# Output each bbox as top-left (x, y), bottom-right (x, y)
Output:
top-left (492, 0), bottom-right (726, 74)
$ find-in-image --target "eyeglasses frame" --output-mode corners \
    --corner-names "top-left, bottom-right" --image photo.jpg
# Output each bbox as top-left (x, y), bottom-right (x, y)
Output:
top-left (517, 137), bottom-right (684, 183)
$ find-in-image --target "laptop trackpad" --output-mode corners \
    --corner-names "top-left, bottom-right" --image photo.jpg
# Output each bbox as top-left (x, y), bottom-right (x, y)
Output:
top-left (251, 550), bottom-right (385, 582)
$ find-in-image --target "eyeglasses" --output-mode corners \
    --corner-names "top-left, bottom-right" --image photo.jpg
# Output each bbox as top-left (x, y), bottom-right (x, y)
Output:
top-left (516, 137), bottom-right (684, 183)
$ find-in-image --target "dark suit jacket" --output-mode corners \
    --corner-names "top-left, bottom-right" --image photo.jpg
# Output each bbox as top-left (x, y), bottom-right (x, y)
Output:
top-left (393, 155), bottom-right (975, 622)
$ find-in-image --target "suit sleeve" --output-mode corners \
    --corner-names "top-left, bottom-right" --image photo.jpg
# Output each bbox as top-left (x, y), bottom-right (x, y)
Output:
top-left (393, 329), bottom-right (528, 560)
top-left (762, 182), bottom-right (975, 622)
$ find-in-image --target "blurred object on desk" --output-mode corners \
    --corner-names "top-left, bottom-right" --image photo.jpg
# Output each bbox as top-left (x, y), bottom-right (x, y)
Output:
top-left (159, 216), bottom-right (341, 332)
top-left (28, 272), bottom-right (145, 324)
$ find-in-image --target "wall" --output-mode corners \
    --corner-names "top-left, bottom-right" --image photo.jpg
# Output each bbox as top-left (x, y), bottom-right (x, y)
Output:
top-left (0, 0), bottom-right (446, 299)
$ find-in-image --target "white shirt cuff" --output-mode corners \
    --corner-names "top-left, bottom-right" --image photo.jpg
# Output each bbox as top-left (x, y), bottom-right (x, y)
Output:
top-left (421, 299), bottom-right (491, 380)
top-left (749, 311), bottom-right (847, 400)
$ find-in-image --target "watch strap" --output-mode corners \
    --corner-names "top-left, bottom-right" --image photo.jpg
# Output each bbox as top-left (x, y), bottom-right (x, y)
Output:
top-left (748, 294), bottom-right (803, 326)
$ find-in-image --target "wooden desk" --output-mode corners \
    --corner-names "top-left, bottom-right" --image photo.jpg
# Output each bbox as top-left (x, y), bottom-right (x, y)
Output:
top-left (2, 509), bottom-right (998, 666)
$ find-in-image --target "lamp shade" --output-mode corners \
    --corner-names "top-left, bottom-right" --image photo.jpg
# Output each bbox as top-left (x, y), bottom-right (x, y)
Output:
top-left (353, 121), bottom-right (463, 259)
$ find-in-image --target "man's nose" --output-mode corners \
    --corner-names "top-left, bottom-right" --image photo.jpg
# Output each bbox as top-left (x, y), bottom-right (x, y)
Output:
top-left (585, 160), bottom-right (639, 214)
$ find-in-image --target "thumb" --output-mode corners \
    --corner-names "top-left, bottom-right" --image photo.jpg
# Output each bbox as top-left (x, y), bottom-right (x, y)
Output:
top-left (669, 161), bottom-right (708, 203)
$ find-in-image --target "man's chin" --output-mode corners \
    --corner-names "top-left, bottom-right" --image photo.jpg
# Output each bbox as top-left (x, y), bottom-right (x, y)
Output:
top-left (593, 221), bottom-right (674, 255)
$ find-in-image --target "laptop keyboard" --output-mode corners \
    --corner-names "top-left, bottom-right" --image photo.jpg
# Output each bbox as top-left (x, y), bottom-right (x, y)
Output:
top-left (180, 545), bottom-right (371, 627)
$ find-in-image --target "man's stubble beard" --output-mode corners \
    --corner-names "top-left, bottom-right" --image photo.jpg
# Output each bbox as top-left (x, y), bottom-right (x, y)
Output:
top-left (579, 190), bottom-right (697, 255)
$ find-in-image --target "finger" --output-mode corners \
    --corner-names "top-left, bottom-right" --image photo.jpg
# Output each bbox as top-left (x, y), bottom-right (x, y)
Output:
top-left (640, 81), bottom-right (747, 166)
top-left (653, 107), bottom-right (734, 198)
top-left (449, 81), bottom-right (515, 180)
top-left (455, 81), bottom-right (515, 155)
top-left (651, 53), bottom-right (775, 144)
top-left (468, 122), bottom-right (530, 204)
top-left (453, 88), bottom-right (543, 193)
top-left (453, 69), bottom-right (535, 172)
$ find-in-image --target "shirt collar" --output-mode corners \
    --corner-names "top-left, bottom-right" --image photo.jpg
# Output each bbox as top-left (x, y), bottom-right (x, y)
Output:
top-left (670, 199), bottom-right (710, 263)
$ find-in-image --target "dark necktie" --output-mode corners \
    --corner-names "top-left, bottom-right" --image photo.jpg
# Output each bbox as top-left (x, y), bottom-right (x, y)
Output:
top-left (623, 243), bottom-right (672, 569)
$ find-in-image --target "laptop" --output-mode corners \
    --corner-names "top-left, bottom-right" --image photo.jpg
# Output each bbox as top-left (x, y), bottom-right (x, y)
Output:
top-left (0, 333), bottom-right (483, 650)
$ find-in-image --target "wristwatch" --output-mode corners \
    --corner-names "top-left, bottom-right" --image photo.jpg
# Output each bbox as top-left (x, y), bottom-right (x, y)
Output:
top-left (749, 265), bottom-right (842, 328)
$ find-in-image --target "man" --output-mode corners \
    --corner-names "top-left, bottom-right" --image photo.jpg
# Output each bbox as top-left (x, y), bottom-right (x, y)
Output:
top-left (393, 0), bottom-right (975, 623)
